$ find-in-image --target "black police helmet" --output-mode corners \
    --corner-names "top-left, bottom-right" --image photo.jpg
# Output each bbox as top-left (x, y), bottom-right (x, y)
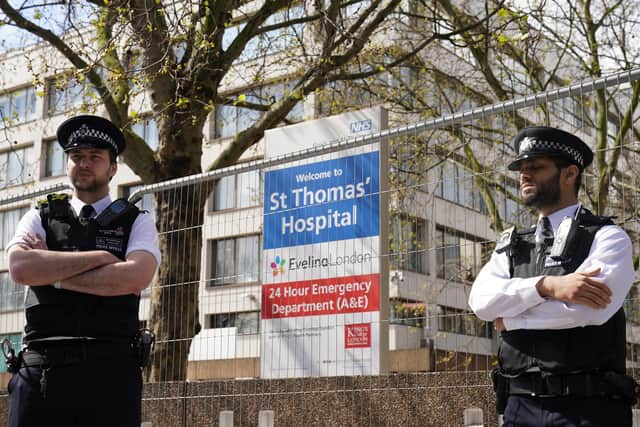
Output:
top-left (57, 115), bottom-right (126, 156)
top-left (507, 126), bottom-right (593, 171)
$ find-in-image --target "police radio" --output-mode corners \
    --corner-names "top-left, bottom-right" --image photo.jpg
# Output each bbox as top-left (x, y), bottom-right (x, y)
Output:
top-left (95, 198), bottom-right (134, 227)
top-left (549, 205), bottom-right (582, 261)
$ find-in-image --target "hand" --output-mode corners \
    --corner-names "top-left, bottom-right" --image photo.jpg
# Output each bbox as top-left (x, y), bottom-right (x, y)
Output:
top-left (536, 268), bottom-right (612, 309)
top-left (23, 232), bottom-right (47, 250)
top-left (495, 317), bottom-right (505, 332)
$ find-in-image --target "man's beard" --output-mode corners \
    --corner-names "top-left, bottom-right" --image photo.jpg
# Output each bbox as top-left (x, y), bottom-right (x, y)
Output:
top-left (522, 170), bottom-right (561, 209)
top-left (72, 174), bottom-right (110, 192)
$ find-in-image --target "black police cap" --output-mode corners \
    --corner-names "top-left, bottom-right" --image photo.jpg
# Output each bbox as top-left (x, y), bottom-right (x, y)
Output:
top-left (507, 126), bottom-right (593, 171)
top-left (57, 115), bottom-right (126, 156)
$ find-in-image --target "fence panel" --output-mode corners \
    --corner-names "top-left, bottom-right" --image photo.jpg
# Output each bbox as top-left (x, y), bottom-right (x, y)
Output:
top-left (1, 69), bottom-right (639, 426)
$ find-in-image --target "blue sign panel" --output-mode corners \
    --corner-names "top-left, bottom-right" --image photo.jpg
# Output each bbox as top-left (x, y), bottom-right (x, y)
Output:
top-left (263, 151), bottom-right (380, 250)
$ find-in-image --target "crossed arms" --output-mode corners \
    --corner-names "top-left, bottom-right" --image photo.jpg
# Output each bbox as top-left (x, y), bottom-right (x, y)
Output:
top-left (468, 225), bottom-right (634, 331)
top-left (8, 232), bottom-right (157, 297)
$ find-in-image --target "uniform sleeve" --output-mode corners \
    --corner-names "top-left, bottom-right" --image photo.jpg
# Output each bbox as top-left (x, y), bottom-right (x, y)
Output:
top-left (502, 225), bottom-right (634, 330)
top-left (468, 248), bottom-right (546, 321)
top-left (5, 208), bottom-right (45, 252)
top-left (126, 212), bottom-right (161, 266)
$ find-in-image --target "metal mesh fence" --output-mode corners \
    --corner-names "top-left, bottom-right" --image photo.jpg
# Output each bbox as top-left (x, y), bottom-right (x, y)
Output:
top-left (2, 68), bottom-right (640, 426)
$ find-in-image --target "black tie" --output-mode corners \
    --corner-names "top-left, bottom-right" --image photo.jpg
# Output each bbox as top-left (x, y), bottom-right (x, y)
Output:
top-left (539, 217), bottom-right (554, 246)
top-left (536, 217), bottom-right (554, 266)
top-left (79, 204), bottom-right (96, 226)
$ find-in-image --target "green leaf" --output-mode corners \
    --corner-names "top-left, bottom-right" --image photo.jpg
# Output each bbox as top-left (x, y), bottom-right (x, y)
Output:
top-left (497, 8), bottom-right (509, 18)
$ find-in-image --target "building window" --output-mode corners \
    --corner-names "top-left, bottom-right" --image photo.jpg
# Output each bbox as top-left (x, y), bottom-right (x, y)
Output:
top-left (0, 146), bottom-right (35, 188)
top-left (222, 6), bottom-right (305, 63)
top-left (206, 311), bottom-right (260, 335)
top-left (0, 86), bottom-right (37, 127)
top-left (496, 180), bottom-right (529, 226)
top-left (435, 227), bottom-right (490, 283)
top-left (132, 116), bottom-right (159, 150)
top-left (46, 75), bottom-right (97, 115)
top-left (0, 272), bottom-right (24, 312)
top-left (389, 138), bottom-right (428, 191)
top-left (436, 305), bottom-right (493, 339)
top-left (390, 299), bottom-right (425, 328)
top-left (551, 96), bottom-right (583, 128)
top-left (209, 235), bottom-right (259, 286)
top-left (211, 170), bottom-right (260, 211)
top-left (0, 207), bottom-right (29, 250)
top-left (0, 333), bottom-right (21, 372)
top-left (121, 184), bottom-right (156, 220)
top-left (43, 139), bottom-right (65, 178)
top-left (435, 161), bottom-right (488, 214)
top-left (317, 79), bottom-right (374, 116)
top-left (389, 215), bottom-right (427, 274)
top-left (214, 82), bottom-right (303, 139)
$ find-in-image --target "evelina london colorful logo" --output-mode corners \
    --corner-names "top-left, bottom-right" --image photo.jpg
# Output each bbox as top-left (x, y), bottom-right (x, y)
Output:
top-left (270, 256), bottom-right (286, 276)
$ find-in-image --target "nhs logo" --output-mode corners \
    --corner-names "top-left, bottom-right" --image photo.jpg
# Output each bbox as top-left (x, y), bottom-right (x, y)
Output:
top-left (349, 119), bottom-right (372, 133)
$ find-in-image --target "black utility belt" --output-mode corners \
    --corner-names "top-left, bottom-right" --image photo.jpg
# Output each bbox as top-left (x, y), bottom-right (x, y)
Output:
top-left (509, 372), bottom-right (625, 399)
top-left (23, 340), bottom-right (133, 368)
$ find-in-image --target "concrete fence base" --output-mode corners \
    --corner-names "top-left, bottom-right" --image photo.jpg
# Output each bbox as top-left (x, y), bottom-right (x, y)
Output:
top-left (1, 371), bottom-right (638, 426)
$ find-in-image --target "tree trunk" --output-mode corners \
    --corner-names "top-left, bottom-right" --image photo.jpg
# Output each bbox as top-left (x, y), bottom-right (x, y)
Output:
top-left (147, 185), bottom-right (209, 381)
top-left (145, 115), bottom-right (210, 382)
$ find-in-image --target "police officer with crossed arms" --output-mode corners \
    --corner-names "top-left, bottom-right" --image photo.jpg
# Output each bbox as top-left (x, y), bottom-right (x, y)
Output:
top-left (5, 115), bottom-right (160, 426)
top-left (469, 126), bottom-right (637, 426)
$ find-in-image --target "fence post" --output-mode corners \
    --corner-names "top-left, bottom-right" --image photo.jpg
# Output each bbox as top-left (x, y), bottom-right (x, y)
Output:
top-left (463, 407), bottom-right (484, 427)
top-left (219, 410), bottom-right (234, 427)
top-left (258, 410), bottom-right (275, 427)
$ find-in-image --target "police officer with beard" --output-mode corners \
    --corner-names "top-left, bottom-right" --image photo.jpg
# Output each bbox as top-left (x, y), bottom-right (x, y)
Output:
top-left (5, 115), bottom-right (160, 426)
top-left (469, 126), bottom-right (637, 427)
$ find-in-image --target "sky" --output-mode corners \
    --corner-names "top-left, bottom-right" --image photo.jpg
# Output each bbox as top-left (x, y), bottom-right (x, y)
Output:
top-left (0, 1), bottom-right (95, 54)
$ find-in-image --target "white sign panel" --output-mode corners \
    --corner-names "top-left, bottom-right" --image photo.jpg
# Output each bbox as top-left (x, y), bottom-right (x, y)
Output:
top-left (261, 108), bottom-right (387, 378)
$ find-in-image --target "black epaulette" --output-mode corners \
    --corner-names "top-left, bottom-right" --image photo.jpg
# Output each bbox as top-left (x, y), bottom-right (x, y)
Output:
top-left (575, 206), bottom-right (615, 226)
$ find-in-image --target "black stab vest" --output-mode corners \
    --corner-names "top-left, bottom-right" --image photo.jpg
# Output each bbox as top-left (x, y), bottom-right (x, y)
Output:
top-left (498, 208), bottom-right (627, 376)
top-left (24, 195), bottom-right (140, 343)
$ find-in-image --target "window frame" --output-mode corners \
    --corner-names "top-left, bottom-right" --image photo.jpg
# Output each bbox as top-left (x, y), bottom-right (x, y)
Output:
top-left (213, 81), bottom-right (304, 140)
top-left (131, 115), bottom-right (159, 151)
top-left (0, 206), bottom-right (29, 251)
top-left (0, 86), bottom-right (37, 127)
top-left (389, 215), bottom-right (428, 274)
top-left (389, 299), bottom-right (425, 328)
top-left (0, 145), bottom-right (34, 189)
top-left (434, 226), bottom-right (490, 283)
top-left (206, 311), bottom-right (261, 335)
top-left (42, 138), bottom-right (66, 178)
top-left (0, 271), bottom-right (25, 313)
top-left (436, 305), bottom-right (493, 339)
top-left (208, 234), bottom-right (260, 287)
top-left (45, 74), bottom-right (98, 116)
top-left (209, 169), bottom-right (261, 212)
top-left (434, 161), bottom-right (488, 214)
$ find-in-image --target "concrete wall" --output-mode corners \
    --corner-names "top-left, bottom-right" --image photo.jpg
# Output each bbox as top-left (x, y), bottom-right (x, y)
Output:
top-left (0, 371), bottom-right (497, 426)
top-left (0, 372), bottom-right (496, 427)
top-left (1, 371), bottom-right (638, 426)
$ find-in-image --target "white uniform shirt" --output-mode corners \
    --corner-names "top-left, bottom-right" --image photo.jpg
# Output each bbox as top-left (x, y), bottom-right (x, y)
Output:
top-left (7, 194), bottom-right (161, 266)
top-left (468, 203), bottom-right (634, 330)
